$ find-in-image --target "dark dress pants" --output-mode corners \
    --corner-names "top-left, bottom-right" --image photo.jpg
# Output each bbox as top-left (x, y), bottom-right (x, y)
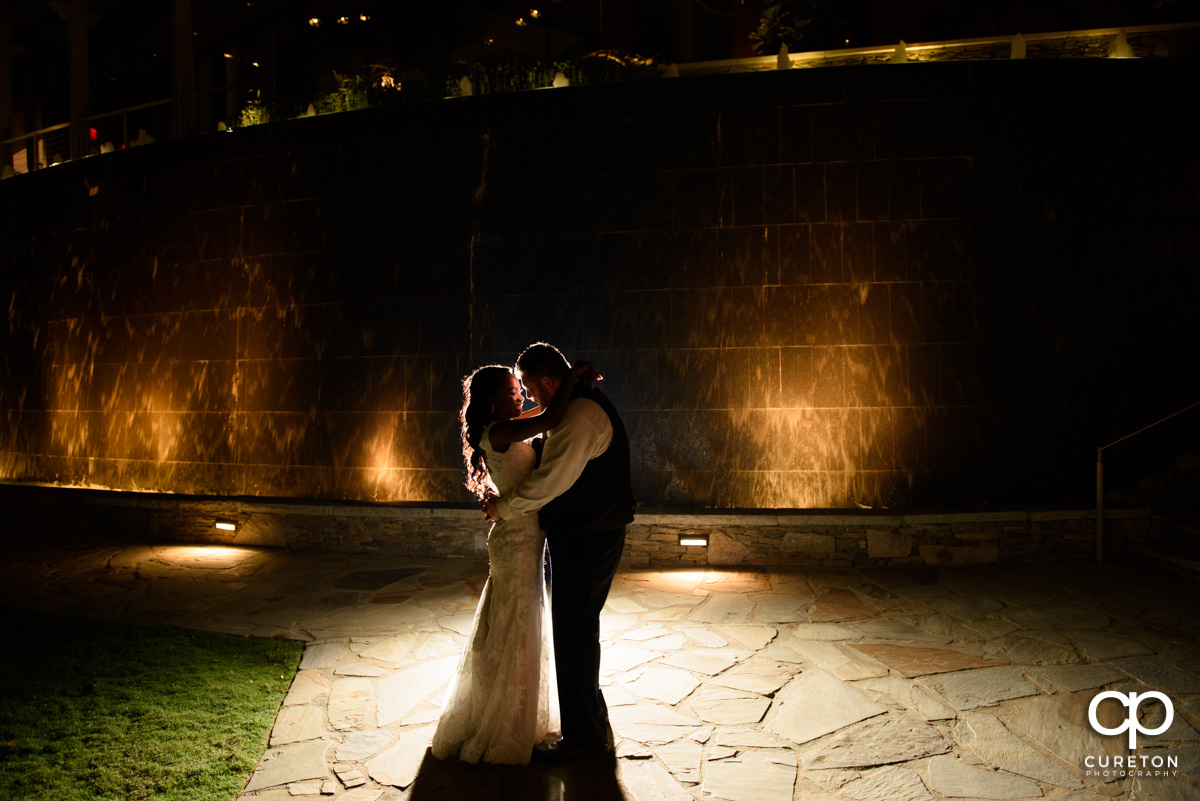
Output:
top-left (546, 524), bottom-right (626, 748)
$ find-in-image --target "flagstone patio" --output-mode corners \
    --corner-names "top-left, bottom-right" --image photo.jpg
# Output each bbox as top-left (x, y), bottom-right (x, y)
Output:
top-left (2, 537), bottom-right (1198, 801)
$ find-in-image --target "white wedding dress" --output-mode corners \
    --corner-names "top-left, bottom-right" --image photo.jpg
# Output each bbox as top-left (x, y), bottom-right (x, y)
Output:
top-left (431, 425), bottom-right (559, 765)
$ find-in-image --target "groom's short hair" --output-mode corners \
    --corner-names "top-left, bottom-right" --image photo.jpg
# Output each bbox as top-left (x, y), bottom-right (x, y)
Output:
top-left (516, 342), bottom-right (570, 381)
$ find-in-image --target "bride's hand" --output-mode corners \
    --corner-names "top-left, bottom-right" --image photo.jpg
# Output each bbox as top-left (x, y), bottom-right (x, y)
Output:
top-left (482, 494), bottom-right (501, 523)
top-left (571, 361), bottom-right (602, 382)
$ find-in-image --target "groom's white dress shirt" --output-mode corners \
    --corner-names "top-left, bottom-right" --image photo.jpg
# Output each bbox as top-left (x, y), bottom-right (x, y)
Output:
top-left (496, 397), bottom-right (614, 522)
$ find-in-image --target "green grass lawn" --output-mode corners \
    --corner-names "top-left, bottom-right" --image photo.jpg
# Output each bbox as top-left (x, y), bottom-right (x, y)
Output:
top-left (0, 609), bottom-right (303, 801)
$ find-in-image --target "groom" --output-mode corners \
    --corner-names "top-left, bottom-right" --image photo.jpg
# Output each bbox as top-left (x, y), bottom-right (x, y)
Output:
top-left (484, 341), bottom-right (635, 761)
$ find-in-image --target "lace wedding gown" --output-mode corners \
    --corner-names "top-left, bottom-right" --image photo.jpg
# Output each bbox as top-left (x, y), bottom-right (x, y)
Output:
top-left (431, 425), bottom-right (559, 765)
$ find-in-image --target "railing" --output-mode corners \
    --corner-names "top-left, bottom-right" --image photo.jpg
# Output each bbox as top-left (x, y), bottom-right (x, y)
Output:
top-left (82, 98), bottom-right (174, 151)
top-left (666, 20), bottom-right (1200, 76)
top-left (1096, 399), bottom-right (1200, 561)
top-left (1, 98), bottom-right (173, 174)
top-left (0, 121), bottom-right (69, 173)
top-left (1, 80), bottom-right (258, 176)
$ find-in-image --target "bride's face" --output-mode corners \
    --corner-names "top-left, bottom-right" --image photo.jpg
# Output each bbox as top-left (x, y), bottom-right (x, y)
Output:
top-left (487, 374), bottom-right (525, 420)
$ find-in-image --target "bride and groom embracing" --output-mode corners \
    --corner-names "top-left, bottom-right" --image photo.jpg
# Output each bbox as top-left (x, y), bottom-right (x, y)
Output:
top-left (431, 341), bottom-right (635, 766)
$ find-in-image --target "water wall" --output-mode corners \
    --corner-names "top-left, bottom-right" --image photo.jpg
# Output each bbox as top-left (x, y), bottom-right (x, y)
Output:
top-left (2, 59), bottom-right (1197, 510)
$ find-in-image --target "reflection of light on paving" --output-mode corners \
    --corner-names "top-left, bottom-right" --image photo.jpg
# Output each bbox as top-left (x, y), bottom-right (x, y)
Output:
top-left (154, 544), bottom-right (260, 567)
top-left (634, 569), bottom-right (707, 589)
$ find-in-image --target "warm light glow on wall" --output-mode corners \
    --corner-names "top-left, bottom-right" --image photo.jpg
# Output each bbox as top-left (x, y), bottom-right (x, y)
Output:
top-left (742, 408), bottom-right (836, 505)
top-left (369, 423), bottom-right (397, 501)
top-left (720, 403), bottom-right (884, 509)
top-left (147, 392), bottom-right (182, 465)
top-left (47, 357), bottom-right (94, 480)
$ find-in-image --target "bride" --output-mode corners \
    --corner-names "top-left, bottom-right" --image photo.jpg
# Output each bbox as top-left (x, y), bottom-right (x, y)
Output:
top-left (431, 362), bottom-right (588, 765)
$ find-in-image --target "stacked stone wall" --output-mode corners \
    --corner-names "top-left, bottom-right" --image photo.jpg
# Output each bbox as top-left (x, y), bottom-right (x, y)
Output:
top-left (623, 509), bottom-right (1152, 568)
top-left (1, 485), bottom-right (1159, 569)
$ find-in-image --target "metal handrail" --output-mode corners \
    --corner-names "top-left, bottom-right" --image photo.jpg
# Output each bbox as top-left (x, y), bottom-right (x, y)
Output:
top-left (1, 82), bottom-right (261, 169)
top-left (1, 99), bottom-right (172, 151)
top-left (1, 78), bottom-right (270, 150)
top-left (0, 121), bottom-right (70, 148)
top-left (1096, 399), bottom-right (1200, 561)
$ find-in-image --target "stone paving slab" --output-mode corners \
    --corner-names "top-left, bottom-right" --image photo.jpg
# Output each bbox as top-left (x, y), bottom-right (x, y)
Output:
top-left (706, 656), bottom-right (796, 696)
top-left (2, 541), bottom-right (1199, 801)
top-left (838, 765), bottom-right (934, 801)
top-left (927, 753), bottom-right (1042, 799)
top-left (245, 740), bottom-right (331, 792)
top-left (856, 675), bottom-right (960, 721)
top-left (702, 749), bottom-right (797, 801)
top-left (920, 666), bottom-right (1040, 710)
top-left (687, 685), bottom-right (772, 726)
top-left (772, 639), bottom-right (890, 680)
top-left (998, 693), bottom-right (1126, 780)
top-left (957, 710), bottom-right (1083, 788)
top-left (848, 642), bottom-right (1008, 677)
top-left (797, 713), bottom-right (951, 769)
top-left (1114, 656), bottom-right (1200, 695)
top-left (765, 669), bottom-right (886, 745)
top-left (1068, 629), bottom-right (1155, 660)
top-left (1029, 664), bottom-right (1126, 694)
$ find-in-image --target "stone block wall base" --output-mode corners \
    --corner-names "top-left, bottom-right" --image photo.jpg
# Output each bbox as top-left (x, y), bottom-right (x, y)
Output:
top-left (1, 484), bottom-right (1165, 569)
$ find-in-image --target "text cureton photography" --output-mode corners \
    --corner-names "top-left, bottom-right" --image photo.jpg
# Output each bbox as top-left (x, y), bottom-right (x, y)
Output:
top-left (1083, 689), bottom-right (1185, 779)
top-left (1083, 753), bottom-right (1180, 779)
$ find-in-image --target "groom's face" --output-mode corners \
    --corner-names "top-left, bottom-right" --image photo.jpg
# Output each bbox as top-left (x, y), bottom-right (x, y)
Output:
top-left (520, 373), bottom-right (559, 410)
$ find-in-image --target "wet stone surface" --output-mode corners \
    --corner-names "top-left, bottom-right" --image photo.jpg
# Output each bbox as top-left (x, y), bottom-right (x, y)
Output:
top-left (1, 541), bottom-right (1199, 800)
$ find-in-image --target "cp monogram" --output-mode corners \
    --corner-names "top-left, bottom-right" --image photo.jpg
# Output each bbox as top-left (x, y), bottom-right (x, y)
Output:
top-left (1088, 690), bottom-right (1174, 750)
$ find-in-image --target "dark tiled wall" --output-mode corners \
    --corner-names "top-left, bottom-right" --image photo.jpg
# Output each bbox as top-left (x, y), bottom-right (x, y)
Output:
top-left (2, 59), bottom-right (1197, 509)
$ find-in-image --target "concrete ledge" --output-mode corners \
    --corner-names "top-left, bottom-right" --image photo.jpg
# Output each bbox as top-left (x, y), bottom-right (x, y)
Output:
top-left (0, 482), bottom-right (1159, 568)
top-left (639, 511), bottom-right (907, 527)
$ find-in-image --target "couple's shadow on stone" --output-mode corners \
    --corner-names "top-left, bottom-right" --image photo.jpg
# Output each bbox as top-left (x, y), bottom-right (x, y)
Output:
top-left (408, 748), bottom-right (627, 801)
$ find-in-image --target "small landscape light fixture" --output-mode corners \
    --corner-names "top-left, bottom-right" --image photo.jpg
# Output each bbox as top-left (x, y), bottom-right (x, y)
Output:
top-left (215, 518), bottom-right (238, 531)
top-left (679, 533), bottom-right (709, 547)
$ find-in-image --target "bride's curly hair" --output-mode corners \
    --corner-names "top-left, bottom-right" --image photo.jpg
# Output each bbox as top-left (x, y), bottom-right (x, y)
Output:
top-left (460, 364), bottom-right (513, 501)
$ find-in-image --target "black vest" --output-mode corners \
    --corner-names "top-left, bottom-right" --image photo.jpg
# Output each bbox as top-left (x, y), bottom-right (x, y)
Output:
top-left (538, 383), bottom-right (635, 537)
